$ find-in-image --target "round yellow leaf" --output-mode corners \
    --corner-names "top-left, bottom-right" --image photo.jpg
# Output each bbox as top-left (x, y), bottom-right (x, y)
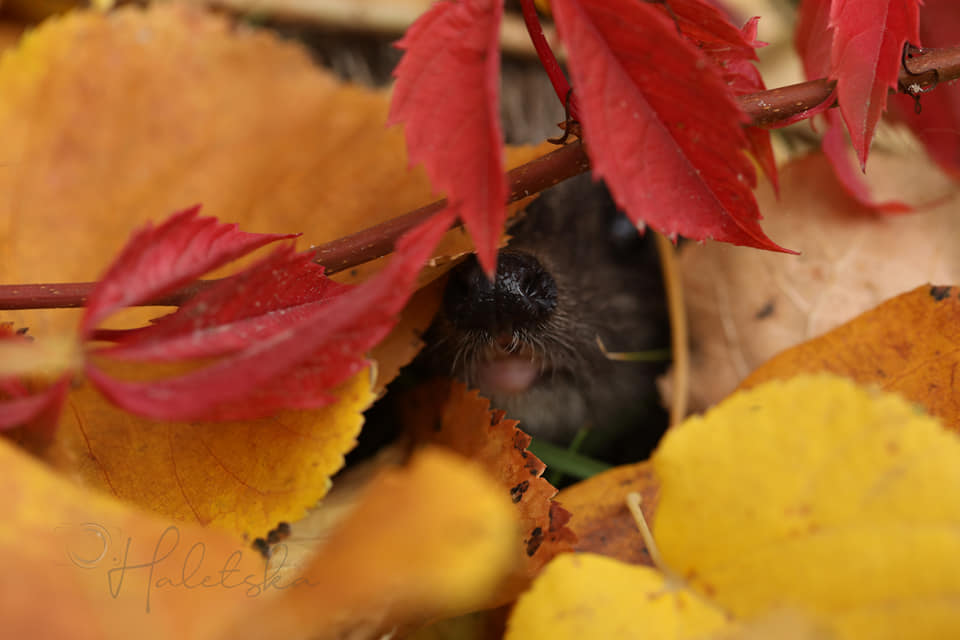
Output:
top-left (48, 367), bottom-right (374, 538)
top-left (654, 375), bottom-right (960, 639)
top-left (506, 553), bottom-right (730, 639)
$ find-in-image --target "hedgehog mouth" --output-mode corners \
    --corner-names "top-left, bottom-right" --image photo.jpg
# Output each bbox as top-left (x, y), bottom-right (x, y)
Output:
top-left (473, 338), bottom-right (542, 396)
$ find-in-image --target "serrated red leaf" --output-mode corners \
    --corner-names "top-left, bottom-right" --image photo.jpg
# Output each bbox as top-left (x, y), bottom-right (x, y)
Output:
top-left (821, 110), bottom-right (911, 212)
top-left (80, 205), bottom-right (296, 337)
top-left (890, 0), bottom-right (960, 176)
top-left (388, 0), bottom-right (505, 277)
top-left (798, 0), bottom-right (913, 212)
top-left (829, 0), bottom-right (920, 168)
top-left (655, 0), bottom-right (759, 60)
top-left (92, 247), bottom-right (351, 361)
top-left (720, 21), bottom-right (779, 194)
top-left (86, 209), bottom-right (455, 421)
top-left (792, 0), bottom-right (840, 126)
top-left (552, 0), bottom-right (790, 251)
top-left (796, 0), bottom-right (832, 79)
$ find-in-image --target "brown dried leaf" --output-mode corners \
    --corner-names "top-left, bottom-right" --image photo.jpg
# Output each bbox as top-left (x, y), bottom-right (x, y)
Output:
top-left (398, 378), bottom-right (576, 600)
top-left (557, 461), bottom-right (658, 565)
top-left (740, 285), bottom-right (960, 433)
top-left (667, 150), bottom-right (960, 413)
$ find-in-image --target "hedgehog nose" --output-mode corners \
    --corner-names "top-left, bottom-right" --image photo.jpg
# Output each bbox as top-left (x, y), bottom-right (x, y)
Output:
top-left (443, 250), bottom-right (558, 334)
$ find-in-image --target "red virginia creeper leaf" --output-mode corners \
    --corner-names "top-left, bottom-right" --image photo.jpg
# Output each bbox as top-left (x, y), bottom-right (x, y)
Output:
top-left (0, 377), bottom-right (70, 437)
top-left (821, 110), bottom-right (911, 212)
top-left (80, 205), bottom-right (296, 337)
top-left (797, 0), bottom-right (911, 213)
top-left (0, 324), bottom-right (69, 435)
top-left (774, 0), bottom-right (837, 131)
top-left (720, 19), bottom-right (779, 194)
top-left (552, 0), bottom-right (790, 251)
top-left (93, 247), bottom-right (351, 361)
top-left (652, 0), bottom-right (758, 60)
top-left (796, 0), bottom-right (832, 80)
top-left (890, 0), bottom-right (960, 176)
top-left (388, 0), bottom-right (505, 277)
top-left (829, 0), bottom-right (920, 168)
top-left (86, 208), bottom-right (456, 421)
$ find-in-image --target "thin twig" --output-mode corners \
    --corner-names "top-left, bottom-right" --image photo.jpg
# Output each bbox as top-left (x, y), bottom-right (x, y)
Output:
top-left (3, 43), bottom-right (960, 311)
top-left (654, 233), bottom-right (689, 426)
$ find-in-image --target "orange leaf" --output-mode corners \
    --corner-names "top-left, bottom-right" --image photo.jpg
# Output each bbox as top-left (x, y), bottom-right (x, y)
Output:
top-left (47, 368), bottom-right (374, 537)
top-left (0, 436), bottom-right (263, 640)
top-left (0, 4), bottom-right (544, 338)
top-left (221, 447), bottom-right (520, 640)
top-left (740, 285), bottom-right (960, 433)
top-left (557, 461), bottom-right (658, 566)
top-left (398, 378), bottom-right (576, 599)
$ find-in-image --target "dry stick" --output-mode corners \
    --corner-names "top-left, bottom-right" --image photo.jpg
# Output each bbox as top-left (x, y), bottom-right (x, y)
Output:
top-left (3, 43), bottom-right (960, 311)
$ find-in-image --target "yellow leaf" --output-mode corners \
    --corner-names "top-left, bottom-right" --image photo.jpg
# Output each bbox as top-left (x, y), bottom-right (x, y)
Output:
top-left (505, 553), bottom-right (730, 640)
top-left (0, 435), bottom-right (263, 640)
top-left (0, 4), bottom-right (547, 337)
top-left (740, 285), bottom-right (960, 433)
top-left (654, 375), bottom-right (960, 639)
top-left (48, 367), bottom-right (374, 537)
top-left (221, 447), bottom-right (520, 640)
top-left (2, 438), bottom-right (518, 639)
top-left (0, 4), bottom-right (548, 535)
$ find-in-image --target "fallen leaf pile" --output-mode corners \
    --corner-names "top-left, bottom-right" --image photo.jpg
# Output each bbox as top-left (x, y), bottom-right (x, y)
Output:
top-left (1, 438), bottom-right (517, 640)
top-left (0, 6), bottom-right (542, 634)
top-left (3, 2), bottom-right (960, 638)
top-left (509, 375), bottom-right (960, 638)
top-left (0, 3), bottom-right (544, 535)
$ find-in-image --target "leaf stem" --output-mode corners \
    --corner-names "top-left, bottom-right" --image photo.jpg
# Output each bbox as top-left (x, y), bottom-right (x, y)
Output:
top-left (3, 43), bottom-right (960, 311)
top-left (519, 0), bottom-right (579, 120)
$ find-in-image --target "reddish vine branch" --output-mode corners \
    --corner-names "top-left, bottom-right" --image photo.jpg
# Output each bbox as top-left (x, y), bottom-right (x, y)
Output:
top-left (2, 43), bottom-right (960, 311)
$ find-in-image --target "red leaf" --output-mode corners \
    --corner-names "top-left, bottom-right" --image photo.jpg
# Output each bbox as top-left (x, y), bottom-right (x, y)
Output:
top-left (0, 378), bottom-right (70, 437)
top-left (792, 0), bottom-right (842, 128)
top-left (821, 111), bottom-right (911, 213)
top-left (798, 0), bottom-right (912, 212)
top-left (829, 0), bottom-right (920, 168)
top-left (388, 0), bottom-right (505, 277)
top-left (796, 0), bottom-right (832, 79)
top-left (86, 209), bottom-right (456, 421)
top-left (0, 325), bottom-right (70, 436)
top-left (719, 21), bottom-right (779, 194)
top-left (889, 0), bottom-right (960, 176)
top-left (93, 247), bottom-right (351, 361)
top-left (80, 205), bottom-right (295, 336)
top-left (551, 0), bottom-right (790, 251)
top-left (654, 0), bottom-right (759, 59)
